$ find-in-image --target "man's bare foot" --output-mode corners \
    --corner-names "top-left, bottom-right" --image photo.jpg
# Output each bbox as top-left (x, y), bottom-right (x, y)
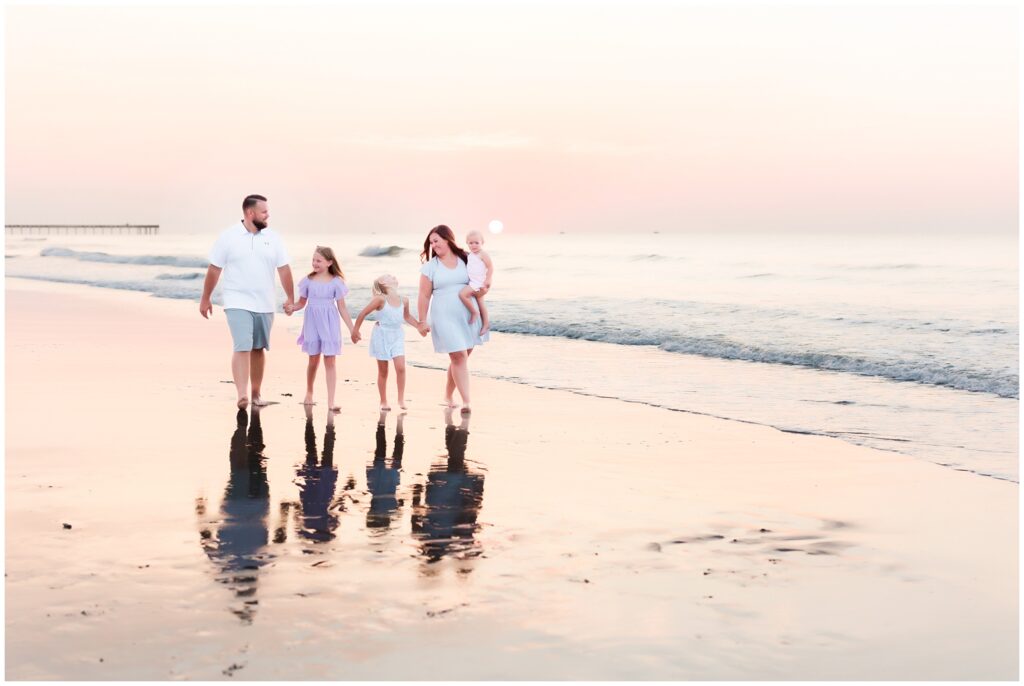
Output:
top-left (398, 400), bottom-right (407, 410)
top-left (443, 397), bottom-right (458, 408)
top-left (302, 395), bottom-right (316, 406)
top-left (237, 396), bottom-right (249, 409)
top-left (330, 406), bottom-right (341, 413)
top-left (380, 404), bottom-right (391, 411)
top-left (252, 395), bottom-right (270, 407)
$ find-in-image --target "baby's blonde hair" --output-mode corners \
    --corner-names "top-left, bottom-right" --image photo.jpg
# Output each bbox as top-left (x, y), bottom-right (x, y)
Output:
top-left (466, 230), bottom-right (484, 243)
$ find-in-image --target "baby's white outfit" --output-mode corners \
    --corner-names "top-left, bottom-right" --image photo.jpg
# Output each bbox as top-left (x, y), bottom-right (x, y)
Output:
top-left (467, 252), bottom-right (487, 291)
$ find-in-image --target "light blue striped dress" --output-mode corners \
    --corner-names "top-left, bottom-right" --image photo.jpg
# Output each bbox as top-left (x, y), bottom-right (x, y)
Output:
top-left (420, 257), bottom-right (489, 354)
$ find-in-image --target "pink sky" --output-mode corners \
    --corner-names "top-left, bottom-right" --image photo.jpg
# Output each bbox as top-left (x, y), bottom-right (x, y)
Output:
top-left (5, 3), bottom-right (1018, 233)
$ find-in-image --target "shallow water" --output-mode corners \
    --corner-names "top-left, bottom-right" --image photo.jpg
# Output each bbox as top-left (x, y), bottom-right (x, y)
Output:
top-left (5, 229), bottom-right (1017, 480)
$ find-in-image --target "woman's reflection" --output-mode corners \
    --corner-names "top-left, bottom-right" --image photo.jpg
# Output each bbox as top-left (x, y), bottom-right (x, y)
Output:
top-left (366, 410), bottom-right (405, 532)
top-left (294, 405), bottom-right (340, 543)
top-left (196, 406), bottom-right (272, 623)
top-left (411, 408), bottom-right (485, 571)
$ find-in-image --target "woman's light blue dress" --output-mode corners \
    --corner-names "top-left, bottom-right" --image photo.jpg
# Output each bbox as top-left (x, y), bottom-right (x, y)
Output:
top-left (368, 298), bottom-right (406, 361)
top-left (420, 257), bottom-right (489, 354)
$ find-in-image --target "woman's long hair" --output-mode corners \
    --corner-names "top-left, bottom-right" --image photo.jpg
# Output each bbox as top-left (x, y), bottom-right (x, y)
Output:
top-left (420, 225), bottom-right (468, 264)
top-left (308, 246), bottom-right (345, 279)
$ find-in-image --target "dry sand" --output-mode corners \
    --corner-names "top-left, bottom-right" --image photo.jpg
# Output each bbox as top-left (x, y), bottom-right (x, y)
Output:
top-left (4, 278), bottom-right (1018, 680)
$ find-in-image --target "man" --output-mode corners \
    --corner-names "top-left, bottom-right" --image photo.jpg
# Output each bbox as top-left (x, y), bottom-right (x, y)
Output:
top-left (200, 194), bottom-right (295, 409)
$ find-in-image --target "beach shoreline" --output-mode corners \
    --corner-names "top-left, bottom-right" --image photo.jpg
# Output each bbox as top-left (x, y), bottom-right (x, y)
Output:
top-left (4, 277), bottom-right (1018, 680)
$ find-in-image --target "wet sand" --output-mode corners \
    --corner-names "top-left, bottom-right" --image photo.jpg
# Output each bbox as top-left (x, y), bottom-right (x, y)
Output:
top-left (5, 278), bottom-right (1018, 680)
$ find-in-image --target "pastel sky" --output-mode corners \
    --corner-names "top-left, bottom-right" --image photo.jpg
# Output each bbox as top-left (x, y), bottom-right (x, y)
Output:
top-left (5, 2), bottom-right (1018, 234)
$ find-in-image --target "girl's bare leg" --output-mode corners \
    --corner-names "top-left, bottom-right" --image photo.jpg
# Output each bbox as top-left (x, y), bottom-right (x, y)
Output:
top-left (459, 285), bottom-right (479, 325)
top-left (377, 360), bottom-right (390, 410)
top-left (324, 355), bottom-right (339, 411)
top-left (304, 355), bottom-right (320, 404)
top-left (394, 356), bottom-right (407, 409)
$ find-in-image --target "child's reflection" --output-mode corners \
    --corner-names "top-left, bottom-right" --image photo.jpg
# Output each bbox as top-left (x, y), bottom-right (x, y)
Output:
top-left (366, 410), bottom-right (405, 532)
top-left (411, 408), bottom-right (485, 570)
top-left (196, 406), bottom-right (272, 623)
top-left (294, 405), bottom-right (340, 543)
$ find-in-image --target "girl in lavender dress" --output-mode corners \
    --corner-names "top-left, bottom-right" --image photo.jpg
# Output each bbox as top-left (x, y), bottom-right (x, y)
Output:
top-left (287, 246), bottom-right (355, 411)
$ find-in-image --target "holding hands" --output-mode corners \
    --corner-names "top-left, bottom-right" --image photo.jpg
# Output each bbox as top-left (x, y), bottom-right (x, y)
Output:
top-left (283, 300), bottom-right (297, 316)
top-left (351, 328), bottom-right (362, 344)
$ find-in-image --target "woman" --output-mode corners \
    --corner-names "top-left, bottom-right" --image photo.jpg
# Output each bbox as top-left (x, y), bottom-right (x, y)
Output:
top-left (417, 225), bottom-right (489, 413)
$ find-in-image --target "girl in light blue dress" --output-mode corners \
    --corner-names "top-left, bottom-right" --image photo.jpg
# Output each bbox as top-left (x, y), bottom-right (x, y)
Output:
top-left (352, 274), bottom-right (422, 411)
top-left (416, 225), bottom-right (489, 414)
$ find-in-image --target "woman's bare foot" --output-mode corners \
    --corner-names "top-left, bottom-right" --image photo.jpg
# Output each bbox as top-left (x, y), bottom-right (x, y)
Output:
top-left (398, 400), bottom-right (407, 410)
top-left (252, 394), bottom-right (270, 407)
top-left (329, 406), bottom-right (341, 413)
top-left (302, 394), bottom-right (315, 405)
top-left (461, 405), bottom-right (472, 414)
top-left (380, 404), bottom-right (391, 411)
top-left (443, 397), bottom-right (457, 408)
top-left (237, 396), bottom-right (249, 409)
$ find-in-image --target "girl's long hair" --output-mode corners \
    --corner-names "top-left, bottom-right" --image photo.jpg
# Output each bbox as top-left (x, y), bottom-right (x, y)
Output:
top-left (420, 225), bottom-right (468, 264)
top-left (308, 245), bottom-right (345, 279)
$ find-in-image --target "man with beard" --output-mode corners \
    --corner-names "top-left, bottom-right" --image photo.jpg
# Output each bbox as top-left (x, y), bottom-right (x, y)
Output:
top-left (200, 194), bottom-right (295, 409)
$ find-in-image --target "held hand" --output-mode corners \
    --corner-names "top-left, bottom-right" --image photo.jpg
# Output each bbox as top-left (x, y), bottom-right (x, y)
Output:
top-left (351, 330), bottom-right (361, 344)
top-left (283, 301), bottom-right (295, 316)
top-left (418, 323), bottom-right (430, 337)
top-left (199, 298), bottom-right (213, 319)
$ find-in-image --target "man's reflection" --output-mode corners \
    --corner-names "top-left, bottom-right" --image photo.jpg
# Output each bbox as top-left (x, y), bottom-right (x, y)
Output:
top-left (196, 406), bottom-right (272, 623)
top-left (294, 406), bottom-right (340, 543)
top-left (411, 409), bottom-right (485, 570)
top-left (366, 411), bottom-right (405, 532)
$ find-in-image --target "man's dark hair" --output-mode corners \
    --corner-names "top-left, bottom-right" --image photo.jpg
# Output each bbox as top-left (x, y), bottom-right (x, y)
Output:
top-left (242, 194), bottom-right (267, 212)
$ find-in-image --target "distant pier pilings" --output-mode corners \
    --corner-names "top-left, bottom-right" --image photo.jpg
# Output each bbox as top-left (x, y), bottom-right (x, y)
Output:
top-left (5, 224), bottom-right (159, 235)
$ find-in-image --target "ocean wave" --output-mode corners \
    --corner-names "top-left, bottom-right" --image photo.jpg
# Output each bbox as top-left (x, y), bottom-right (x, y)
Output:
top-left (9, 274), bottom-right (205, 301)
top-left (40, 247), bottom-right (207, 268)
top-left (628, 253), bottom-right (671, 261)
top-left (8, 273), bottom-right (373, 307)
top-left (359, 245), bottom-right (404, 257)
top-left (156, 272), bottom-right (204, 280)
top-left (491, 320), bottom-right (1019, 399)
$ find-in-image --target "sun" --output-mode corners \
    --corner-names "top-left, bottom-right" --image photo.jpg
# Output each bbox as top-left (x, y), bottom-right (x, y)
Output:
top-left (488, 219), bottom-right (504, 234)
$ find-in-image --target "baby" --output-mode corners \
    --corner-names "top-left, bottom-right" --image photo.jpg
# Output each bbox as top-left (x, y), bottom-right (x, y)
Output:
top-left (459, 230), bottom-right (494, 335)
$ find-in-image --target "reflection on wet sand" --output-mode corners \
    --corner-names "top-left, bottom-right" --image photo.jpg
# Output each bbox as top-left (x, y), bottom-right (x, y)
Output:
top-left (367, 411), bottom-right (406, 532)
top-left (293, 406), bottom-right (340, 543)
top-left (411, 409), bottom-right (486, 572)
top-left (196, 407), bottom-right (273, 623)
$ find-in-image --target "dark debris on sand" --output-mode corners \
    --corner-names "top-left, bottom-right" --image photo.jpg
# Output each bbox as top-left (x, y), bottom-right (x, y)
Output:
top-left (222, 663), bottom-right (245, 677)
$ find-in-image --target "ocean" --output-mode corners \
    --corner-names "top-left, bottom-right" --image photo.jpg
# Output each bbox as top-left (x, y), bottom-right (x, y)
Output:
top-left (5, 228), bottom-right (1018, 482)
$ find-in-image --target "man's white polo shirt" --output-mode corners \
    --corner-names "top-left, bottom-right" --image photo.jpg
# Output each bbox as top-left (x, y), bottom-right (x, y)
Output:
top-left (208, 222), bottom-right (290, 313)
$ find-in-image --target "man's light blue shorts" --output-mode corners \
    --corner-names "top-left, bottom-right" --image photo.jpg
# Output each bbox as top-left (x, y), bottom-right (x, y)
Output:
top-left (225, 309), bottom-right (273, 352)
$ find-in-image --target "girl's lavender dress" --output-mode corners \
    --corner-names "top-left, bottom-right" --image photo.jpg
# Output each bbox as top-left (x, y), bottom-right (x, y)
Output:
top-left (296, 276), bottom-right (349, 356)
